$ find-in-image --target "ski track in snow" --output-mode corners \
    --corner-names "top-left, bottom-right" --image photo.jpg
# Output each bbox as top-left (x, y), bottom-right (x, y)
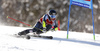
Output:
top-left (0, 25), bottom-right (100, 51)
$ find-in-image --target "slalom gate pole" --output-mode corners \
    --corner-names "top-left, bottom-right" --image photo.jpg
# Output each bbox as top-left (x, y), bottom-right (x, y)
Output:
top-left (92, 9), bottom-right (95, 40)
top-left (67, 4), bottom-right (71, 39)
top-left (91, 0), bottom-right (95, 40)
top-left (58, 20), bottom-right (60, 31)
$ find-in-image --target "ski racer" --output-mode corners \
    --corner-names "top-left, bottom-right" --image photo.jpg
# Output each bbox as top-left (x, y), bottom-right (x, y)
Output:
top-left (18, 9), bottom-right (58, 36)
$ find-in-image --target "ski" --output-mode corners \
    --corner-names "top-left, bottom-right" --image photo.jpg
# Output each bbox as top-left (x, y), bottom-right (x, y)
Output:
top-left (26, 35), bottom-right (53, 39)
top-left (13, 34), bottom-right (53, 39)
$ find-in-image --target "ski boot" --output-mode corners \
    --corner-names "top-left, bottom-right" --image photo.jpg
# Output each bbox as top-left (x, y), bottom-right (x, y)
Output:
top-left (18, 31), bottom-right (27, 36)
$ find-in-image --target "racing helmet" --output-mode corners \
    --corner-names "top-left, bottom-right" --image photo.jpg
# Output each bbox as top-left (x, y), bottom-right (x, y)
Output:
top-left (48, 9), bottom-right (57, 18)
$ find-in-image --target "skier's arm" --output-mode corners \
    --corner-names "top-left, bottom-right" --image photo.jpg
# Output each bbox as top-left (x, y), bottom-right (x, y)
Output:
top-left (42, 15), bottom-right (46, 28)
top-left (42, 15), bottom-right (47, 32)
top-left (43, 21), bottom-right (46, 28)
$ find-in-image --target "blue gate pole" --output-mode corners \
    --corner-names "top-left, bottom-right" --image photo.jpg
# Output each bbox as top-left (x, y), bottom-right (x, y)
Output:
top-left (67, 4), bottom-right (71, 39)
top-left (92, 9), bottom-right (95, 40)
top-left (91, 0), bottom-right (95, 40)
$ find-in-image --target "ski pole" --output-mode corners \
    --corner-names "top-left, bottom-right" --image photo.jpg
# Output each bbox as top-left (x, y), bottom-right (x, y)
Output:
top-left (34, 27), bottom-right (49, 33)
top-left (34, 27), bottom-right (43, 32)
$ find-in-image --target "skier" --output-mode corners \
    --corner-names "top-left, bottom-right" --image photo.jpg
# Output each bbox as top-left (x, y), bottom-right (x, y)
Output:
top-left (18, 9), bottom-right (58, 36)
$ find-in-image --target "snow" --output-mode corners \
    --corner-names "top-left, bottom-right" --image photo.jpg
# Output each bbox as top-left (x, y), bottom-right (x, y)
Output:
top-left (0, 25), bottom-right (100, 51)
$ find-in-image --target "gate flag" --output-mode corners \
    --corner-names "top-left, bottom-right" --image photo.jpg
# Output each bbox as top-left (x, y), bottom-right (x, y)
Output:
top-left (67, 0), bottom-right (95, 40)
top-left (70, 0), bottom-right (93, 9)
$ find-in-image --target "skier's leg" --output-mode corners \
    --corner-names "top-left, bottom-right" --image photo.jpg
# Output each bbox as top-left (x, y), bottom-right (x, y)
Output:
top-left (32, 22), bottom-right (43, 34)
top-left (18, 22), bottom-right (42, 36)
top-left (36, 30), bottom-right (43, 34)
top-left (18, 29), bottom-right (32, 35)
top-left (36, 25), bottom-right (52, 34)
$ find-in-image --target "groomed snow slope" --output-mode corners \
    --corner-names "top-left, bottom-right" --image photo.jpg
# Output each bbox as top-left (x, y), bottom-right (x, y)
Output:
top-left (0, 25), bottom-right (100, 51)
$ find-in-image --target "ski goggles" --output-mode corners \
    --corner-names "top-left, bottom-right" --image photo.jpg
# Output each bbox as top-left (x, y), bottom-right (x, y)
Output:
top-left (49, 14), bottom-right (56, 18)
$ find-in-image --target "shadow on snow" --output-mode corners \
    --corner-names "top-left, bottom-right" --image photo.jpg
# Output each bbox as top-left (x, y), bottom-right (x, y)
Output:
top-left (53, 37), bottom-right (100, 47)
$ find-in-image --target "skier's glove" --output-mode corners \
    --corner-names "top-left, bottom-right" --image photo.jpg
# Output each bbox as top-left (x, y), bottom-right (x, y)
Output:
top-left (43, 27), bottom-right (46, 33)
top-left (51, 27), bottom-right (58, 32)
